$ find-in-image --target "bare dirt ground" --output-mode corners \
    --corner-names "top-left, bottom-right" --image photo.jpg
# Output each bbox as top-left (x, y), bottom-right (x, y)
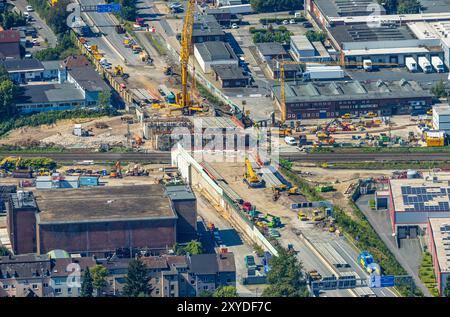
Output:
top-left (0, 117), bottom-right (146, 149)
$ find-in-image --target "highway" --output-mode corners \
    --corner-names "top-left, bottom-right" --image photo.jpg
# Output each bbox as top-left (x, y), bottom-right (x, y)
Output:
top-left (2, 151), bottom-right (450, 163)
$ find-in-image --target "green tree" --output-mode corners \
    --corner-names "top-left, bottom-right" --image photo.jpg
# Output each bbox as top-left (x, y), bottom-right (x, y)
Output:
top-left (431, 80), bottom-right (447, 99)
top-left (123, 258), bottom-right (151, 297)
top-left (184, 240), bottom-right (203, 255)
top-left (305, 31), bottom-right (327, 43)
top-left (173, 242), bottom-right (186, 256)
top-left (262, 247), bottom-right (310, 297)
top-left (0, 74), bottom-right (18, 120)
top-left (80, 267), bottom-right (94, 297)
top-left (213, 286), bottom-right (238, 297)
top-left (397, 0), bottom-right (421, 14)
top-left (250, 0), bottom-right (303, 13)
top-left (98, 90), bottom-right (112, 111)
top-left (0, 246), bottom-right (11, 256)
top-left (199, 290), bottom-right (213, 297)
top-left (91, 265), bottom-right (108, 296)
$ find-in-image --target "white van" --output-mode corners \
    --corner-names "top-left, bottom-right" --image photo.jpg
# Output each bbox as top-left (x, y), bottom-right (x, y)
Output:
top-left (26, 5), bottom-right (33, 12)
top-left (285, 136), bottom-right (297, 145)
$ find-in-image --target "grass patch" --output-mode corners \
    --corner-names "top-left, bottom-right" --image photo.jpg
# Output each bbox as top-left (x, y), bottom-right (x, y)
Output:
top-left (145, 32), bottom-right (167, 55)
top-left (418, 252), bottom-right (439, 296)
top-left (320, 161), bottom-right (450, 170)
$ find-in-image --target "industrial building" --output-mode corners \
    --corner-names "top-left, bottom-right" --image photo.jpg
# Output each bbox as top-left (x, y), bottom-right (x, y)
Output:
top-left (192, 15), bottom-right (225, 43)
top-left (427, 218), bottom-right (450, 295)
top-left (271, 79), bottom-right (433, 120)
top-left (290, 35), bottom-right (332, 63)
top-left (433, 103), bottom-right (450, 134)
top-left (0, 30), bottom-right (21, 59)
top-left (379, 172), bottom-right (450, 239)
top-left (212, 64), bottom-right (250, 88)
top-left (256, 42), bottom-right (290, 61)
top-left (6, 185), bottom-right (197, 255)
top-left (194, 41), bottom-right (239, 73)
top-left (266, 59), bottom-right (302, 80)
top-left (327, 24), bottom-right (445, 66)
top-left (10, 55), bottom-right (111, 114)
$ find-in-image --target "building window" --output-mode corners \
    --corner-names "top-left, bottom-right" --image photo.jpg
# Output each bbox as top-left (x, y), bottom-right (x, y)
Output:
top-left (227, 279), bottom-right (231, 283)
top-left (32, 284), bottom-right (38, 289)
top-left (3, 285), bottom-right (8, 289)
top-left (11, 284), bottom-right (16, 289)
top-left (43, 283), bottom-right (48, 288)
top-left (203, 286), bottom-right (208, 290)
top-left (68, 288), bottom-right (72, 294)
top-left (55, 288), bottom-right (62, 294)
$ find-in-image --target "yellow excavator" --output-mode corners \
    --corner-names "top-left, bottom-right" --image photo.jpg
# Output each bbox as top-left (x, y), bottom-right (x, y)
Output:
top-left (243, 158), bottom-right (265, 188)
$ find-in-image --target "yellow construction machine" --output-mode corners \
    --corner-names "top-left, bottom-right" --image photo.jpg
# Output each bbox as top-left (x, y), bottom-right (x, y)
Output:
top-left (243, 158), bottom-right (265, 188)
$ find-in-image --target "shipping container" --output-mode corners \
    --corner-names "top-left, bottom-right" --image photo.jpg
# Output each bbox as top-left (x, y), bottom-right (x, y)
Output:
top-left (79, 176), bottom-right (99, 186)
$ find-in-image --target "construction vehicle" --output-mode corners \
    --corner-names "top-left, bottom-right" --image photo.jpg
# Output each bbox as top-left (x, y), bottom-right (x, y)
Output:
top-left (287, 186), bottom-right (299, 195)
top-left (132, 44), bottom-right (142, 54)
top-left (365, 112), bottom-right (378, 118)
top-left (307, 270), bottom-right (322, 281)
top-left (358, 251), bottom-right (381, 275)
top-left (176, 0), bottom-right (196, 115)
top-left (298, 212), bottom-right (309, 221)
top-left (123, 39), bottom-right (132, 48)
top-left (341, 113), bottom-right (351, 119)
top-left (427, 109), bottom-right (433, 116)
top-left (110, 161), bottom-right (122, 178)
top-left (243, 158), bottom-right (265, 188)
top-left (113, 65), bottom-right (124, 76)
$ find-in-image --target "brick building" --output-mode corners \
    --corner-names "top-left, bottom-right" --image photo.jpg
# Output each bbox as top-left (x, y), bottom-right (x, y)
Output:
top-left (6, 185), bottom-right (197, 256)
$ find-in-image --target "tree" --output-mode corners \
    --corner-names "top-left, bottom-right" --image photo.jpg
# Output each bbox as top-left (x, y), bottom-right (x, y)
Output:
top-left (250, 0), bottom-right (303, 13)
top-left (91, 265), bottom-right (108, 296)
top-left (184, 240), bottom-right (203, 255)
top-left (444, 276), bottom-right (450, 297)
top-left (397, 0), bottom-right (421, 14)
top-left (213, 286), bottom-right (238, 297)
top-left (262, 247), bottom-right (310, 297)
top-left (0, 72), bottom-right (18, 120)
top-left (98, 90), bottom-right (112, 111)
top-left (305, 31), bottom-right (327, 43)
top-left (173, 242), bottom-right (186, 256)
top-left (80, 267), bottom-right (94, 297)
top-left (0, 246), bottom-right (11, 256)
top-left (199, 290), bottom-right (213, 297)
top-left (431, 80), bottom-right (447, 99)
top-left (123, 258), bottom-right (151, 297)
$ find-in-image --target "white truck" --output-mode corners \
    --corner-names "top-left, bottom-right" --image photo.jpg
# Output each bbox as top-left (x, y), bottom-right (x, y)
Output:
top-left (431, 56), bottom-right (445, 73)
top-left (405, 57), bottom-right (418, 72)
top-left (418, 56), bottom-right (432, 73)
top-left (363, 59), bottom-right (373, 71)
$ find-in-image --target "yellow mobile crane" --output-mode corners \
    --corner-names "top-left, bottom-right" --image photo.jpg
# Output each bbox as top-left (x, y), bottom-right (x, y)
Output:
top-left (278, 60), bottom-right (398, 123)
top-left (177, 0), bottom-right (196, 115)
top-left (243, 158), bottom-right (265, 188)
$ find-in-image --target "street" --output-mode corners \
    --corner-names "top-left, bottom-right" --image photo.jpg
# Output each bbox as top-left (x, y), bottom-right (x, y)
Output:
top-left (10, 0), bottom-right (58, 48)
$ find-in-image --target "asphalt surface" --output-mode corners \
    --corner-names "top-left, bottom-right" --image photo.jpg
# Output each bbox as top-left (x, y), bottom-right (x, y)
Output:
top-left (10, 0), bottom-right (58, 48)
top-left (2, 151), bottom-right (450, 163)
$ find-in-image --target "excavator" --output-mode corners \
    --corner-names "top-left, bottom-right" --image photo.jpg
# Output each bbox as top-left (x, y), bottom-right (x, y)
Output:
top-left (243, 158), bottom-right (265, 188)
top-left (110, 161), bottom-right (122, 178)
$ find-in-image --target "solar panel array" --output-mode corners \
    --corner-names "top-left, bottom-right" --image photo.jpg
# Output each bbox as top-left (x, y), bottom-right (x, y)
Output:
top-left (401, 185), bottom-right (450, 212)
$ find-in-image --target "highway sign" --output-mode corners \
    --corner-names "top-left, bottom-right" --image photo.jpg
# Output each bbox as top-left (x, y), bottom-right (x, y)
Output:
top-left (380, 275), bottom-right (395, 287)
top-left (369, 275), bottom-right (395, 288)
top-left (96, 3), bottom-right (121, 13)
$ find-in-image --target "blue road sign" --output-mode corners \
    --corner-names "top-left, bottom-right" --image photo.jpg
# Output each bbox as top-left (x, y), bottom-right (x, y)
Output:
top-left (96, 3), bottom-right (121, 13)
top-left (380, 275), bottom-right (395, 287)
top-left (369, 275), bottom-right (395, 288)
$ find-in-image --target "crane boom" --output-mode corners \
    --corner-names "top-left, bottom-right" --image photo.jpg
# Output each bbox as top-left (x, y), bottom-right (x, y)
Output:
top-left (245, 158), bottom-right (258, 182)
top-left (180, 0), bottom-right (196, 114)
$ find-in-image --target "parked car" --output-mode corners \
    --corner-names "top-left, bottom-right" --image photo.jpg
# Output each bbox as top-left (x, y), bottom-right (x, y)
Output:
top-left (302, 21), bottom-right (313, 28)
top-left (24, 53), bottom-right (32, 59)
top-left (282, 20), bottom-right (289, 25)
top-left (26, 5), bottom-right (33, 12)
top-left (285, 136), bottom-right (297, 145)
top-left (231, 23), bottom-right (239, 29)
top-left (289, 19), bottom-right (296, 24)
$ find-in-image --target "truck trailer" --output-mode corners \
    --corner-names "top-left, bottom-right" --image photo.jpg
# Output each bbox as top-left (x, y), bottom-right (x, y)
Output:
top-left (363, 59), bottom-right (373, 71)
top-left (418, 56), bottom-right (432, 73)
top-left (405, 57), bottom-right (418, 72)
top-left (431, 56), bottom-right (445, 73)
top-left (303, 65), bottom-right (345, 81)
